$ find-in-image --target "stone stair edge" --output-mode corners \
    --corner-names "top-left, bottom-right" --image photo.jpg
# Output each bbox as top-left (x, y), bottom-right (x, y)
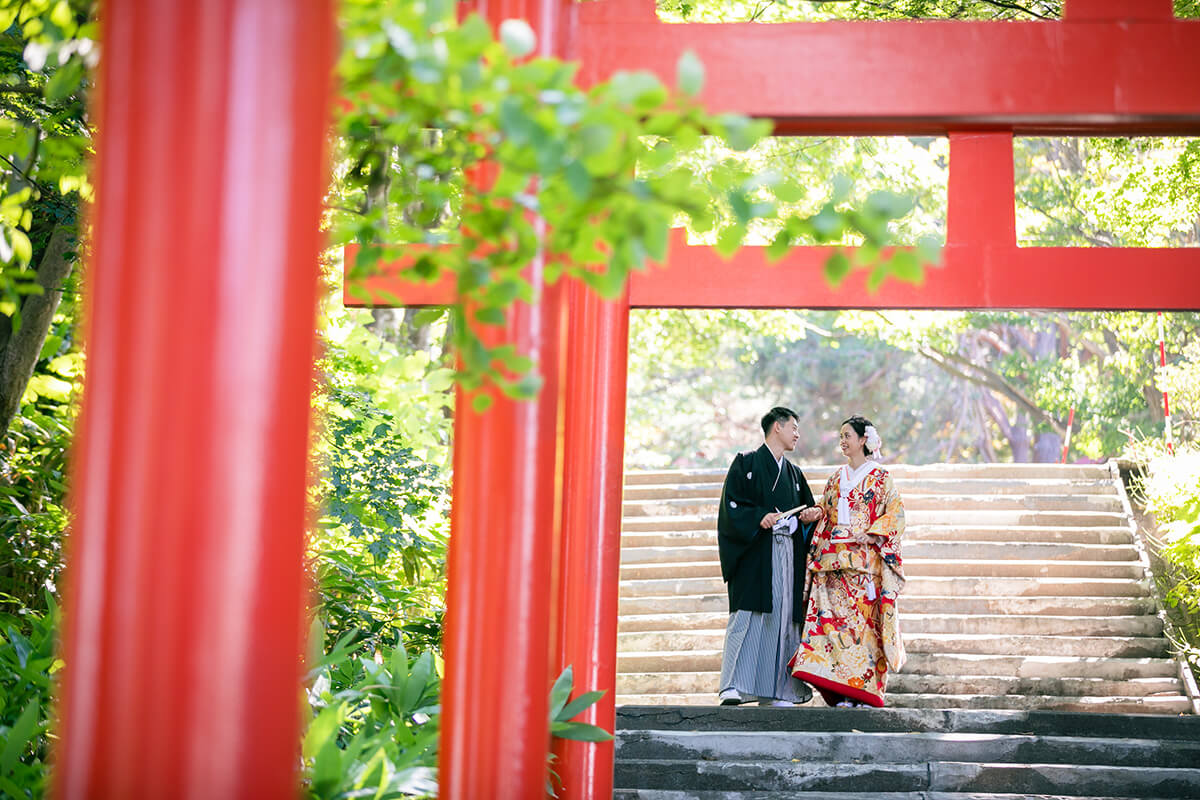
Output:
top-left (613, 704), bottom-right (1200, 738)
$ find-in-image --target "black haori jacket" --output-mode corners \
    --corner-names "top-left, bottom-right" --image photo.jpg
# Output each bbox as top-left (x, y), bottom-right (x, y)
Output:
top-left (717, 444), bottom-right (816, 623)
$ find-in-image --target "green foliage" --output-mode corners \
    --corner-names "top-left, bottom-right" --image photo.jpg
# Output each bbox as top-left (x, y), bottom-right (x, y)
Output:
top-left (0, 593), bottom-right (60, 799)
top-left (545, 664), bottom-right (613, 797)
top-left (334, 0), bottom-right (920, 402)
top-left (310, 301), bottom-right (452, 656)
top-left (1015, 138), bottom-right (1200, 247)
top-left (656, 0), bottom-right (1065, 23)
top-left (0, 0), bottom-right (93, 313)
top-left (627, 309), bottom-right (1200, 468)
top-left (1133, 449), bottom-right (1200, 678)
top-left (656, 1), bottom-right (1200, 24)
top-left (302, 630), bottom-right (441, 800)
top-left (0, 402), bottom-right (73, 616)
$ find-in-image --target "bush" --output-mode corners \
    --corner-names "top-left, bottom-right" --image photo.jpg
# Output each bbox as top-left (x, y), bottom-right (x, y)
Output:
top-left (301, 627), bottom-right (441, 799)
top-left (0, 406), bottom-right (72, 617)
top-left (1134, 448), bottom-right (1200, 678)
top-left (0, 594), bottom-right (61, 798)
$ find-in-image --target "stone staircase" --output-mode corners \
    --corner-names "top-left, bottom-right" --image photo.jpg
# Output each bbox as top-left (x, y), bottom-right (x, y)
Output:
top-left (616, 462), bottom-right (1199, 714)
top-left (613, 705), bottom-right (1200, 798)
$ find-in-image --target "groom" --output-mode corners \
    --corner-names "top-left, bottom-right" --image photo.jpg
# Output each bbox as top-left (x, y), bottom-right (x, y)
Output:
top-left (716, 406), bottom-right (821, 707)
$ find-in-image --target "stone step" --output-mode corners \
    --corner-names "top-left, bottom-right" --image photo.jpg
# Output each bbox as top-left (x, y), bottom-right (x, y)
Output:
top-left (624, 494), bottom-right (1125, 517)
top-left (615, 693), bottom-right (1195, 715)
top-left (621, 526), bottom-right (1137, 548)
top-left (623, 464), bottom-right (1115, 485)
top-left (620, 541), bottom-right (1141, 564)
top-left (623, 477), bottom-right (1120, 500)
top-left (613, 758), bottom-right (1200, 794)
top-left (619, 593), bottom-right (1158, 617)
top-left (622, 509), bottom-right (1127, 531)
top-left (616, 670), bottom-right (1181, 699)
top-left (615, 706), bottom-right (1200, 738)
top-left (617, 612), bottom-right (1163, 638)
top-left (616, 630), bottom-right (1169, 658)
top-left (616, 650), bottom-right (1181, 680)
top-left (618, 652), bottom-right (1180, 683)
top-left (903, 653), bottom-right (1181, 680)
top-left (615, 728), bottom-right (1200, 766)
top-left (619, 559), bottom-right (1145, 581)
top-left (620, 576), bottom-right (1149, 598)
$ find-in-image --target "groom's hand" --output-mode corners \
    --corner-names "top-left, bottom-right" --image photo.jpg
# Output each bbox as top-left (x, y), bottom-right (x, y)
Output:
top-left (760, 512), bottom-right (779, 529)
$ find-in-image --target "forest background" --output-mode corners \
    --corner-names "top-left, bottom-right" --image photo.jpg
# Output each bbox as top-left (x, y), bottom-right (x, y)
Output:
top-left (1, 0), bottom-right (1199, 797)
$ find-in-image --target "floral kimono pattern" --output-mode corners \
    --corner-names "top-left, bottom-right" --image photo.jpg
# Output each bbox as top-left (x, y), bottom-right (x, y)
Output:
top-left (789, 465), bottom-right (905, 707)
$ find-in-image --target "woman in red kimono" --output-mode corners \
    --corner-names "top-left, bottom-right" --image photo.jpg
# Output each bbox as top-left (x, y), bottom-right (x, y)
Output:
top-left (789, 415), bottom-right (906, 708)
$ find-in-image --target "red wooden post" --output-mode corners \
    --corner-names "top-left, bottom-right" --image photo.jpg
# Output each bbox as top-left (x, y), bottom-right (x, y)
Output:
top-left (439, 1), bottom-right (575, 797)
top-left (55, 1), bottom-right (334, 797)
top-left (554, 283), bottom-right (631, 799)
top-left (946, 132), bottom-right (1016, 249)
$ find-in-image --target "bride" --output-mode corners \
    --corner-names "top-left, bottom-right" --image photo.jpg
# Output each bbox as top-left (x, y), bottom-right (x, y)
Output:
top-left (789, 415), bottom-right (906, 708)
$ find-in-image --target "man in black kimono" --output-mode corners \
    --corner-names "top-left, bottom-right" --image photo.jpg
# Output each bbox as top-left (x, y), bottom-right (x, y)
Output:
top-left (716, 406), bottom-right (821, 706)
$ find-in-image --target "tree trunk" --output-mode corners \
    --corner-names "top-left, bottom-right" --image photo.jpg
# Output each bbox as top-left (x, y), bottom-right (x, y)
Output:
top-left (1033, 430), bottom-right (1062, 463)
top-left (0, 223), bottom-right (74, 438)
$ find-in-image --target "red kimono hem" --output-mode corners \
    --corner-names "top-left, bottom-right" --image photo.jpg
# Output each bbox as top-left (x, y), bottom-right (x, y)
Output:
top-left (792, 669), bottom-right (885, 708)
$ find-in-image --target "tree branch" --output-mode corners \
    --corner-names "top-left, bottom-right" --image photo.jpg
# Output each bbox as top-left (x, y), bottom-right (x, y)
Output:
top-left (915, 343), bottom-right (1065, 435)
top-left (974, 0), bottom-right (1057, 20)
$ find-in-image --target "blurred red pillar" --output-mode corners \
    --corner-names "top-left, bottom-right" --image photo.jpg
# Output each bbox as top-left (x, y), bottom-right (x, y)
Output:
top-left (439, 0), bottom-right (576, 797)
top-left (555, 283), bottom-right (630, 799)
top-left (54, 1), bottom-right (334, 797)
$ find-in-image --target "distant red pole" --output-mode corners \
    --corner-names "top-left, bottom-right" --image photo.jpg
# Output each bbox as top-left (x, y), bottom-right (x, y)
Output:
top-left (1157, 312), bottom-right (1174, 455)
top-left (1060, 407), bottom-right (1076, 463)
top-left (555, 283), bottom-right (631, 799)
top-left (439, 2), bottom-right (574, 797)
top-left (55, 1), bottom-right (334, 798)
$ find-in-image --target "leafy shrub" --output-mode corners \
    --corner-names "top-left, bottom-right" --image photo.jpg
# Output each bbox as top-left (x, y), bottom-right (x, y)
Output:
top-left (1134, 448), bottom-right (1200, 677)
top-left (309, 318), bottom-right (452, 656)
top-left (301, 625), bottom-right (441, 799)
top-left (0, 401), bottom-right (74, 617)
top-left (0, 593), bottom-right (61, 799)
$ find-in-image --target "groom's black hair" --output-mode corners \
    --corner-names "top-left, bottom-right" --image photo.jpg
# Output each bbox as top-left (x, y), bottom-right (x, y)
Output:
top-left (761, 406), bottom-right (799, 438)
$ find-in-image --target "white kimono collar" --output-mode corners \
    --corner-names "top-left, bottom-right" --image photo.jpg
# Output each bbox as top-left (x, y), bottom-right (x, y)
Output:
top-left (837, 460), bottom-right (878, 523)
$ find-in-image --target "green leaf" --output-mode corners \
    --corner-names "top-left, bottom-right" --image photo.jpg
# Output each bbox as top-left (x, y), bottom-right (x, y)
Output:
top-left (715, 224), bottom-right (745, 258)
top-left (413, 307), bottom-right (445, 327)
top-left (556, 689), bottom-right (605, 722)
top-left (471, 393), bottom-right (493, 414)
top-left (9, 229), bottom-right (31, 265)
top-left (887, 249), bottom-right (924, 283)
top-left (303, 703), bottom-right (346, 762)
top-left (766, 229), bottom-right (791, 262)
top-left (676, 50), bottom-right (705, 97)
top-left (312, 735), bottom-right (344, 795)
top-left (474, 307), bottom-right (506, 326)
top-left (824, 251), bottom-right (851, 286)
top-left (550, 721), bottom-right (614, 742)
top-left (0, 698), bottom-right (39, 774)
top-left (548, 665), bottom-right (573, 720)
top-left (44, 58), bottom-right (84, 103)
top-left (564, 160), bottom-right (593, 199)
top-left (401, 651), bottom-right (434, 712)
top-left (50, 0), bottom-right (73, 29)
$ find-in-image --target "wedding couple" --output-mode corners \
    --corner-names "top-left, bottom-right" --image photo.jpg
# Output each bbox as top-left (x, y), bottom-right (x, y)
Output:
top-left (716, 406), bottom-right (906, 709)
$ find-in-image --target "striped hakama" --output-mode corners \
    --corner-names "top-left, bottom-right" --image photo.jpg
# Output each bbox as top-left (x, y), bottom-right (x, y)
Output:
top-left (718, 529), bottom-right (809, 703)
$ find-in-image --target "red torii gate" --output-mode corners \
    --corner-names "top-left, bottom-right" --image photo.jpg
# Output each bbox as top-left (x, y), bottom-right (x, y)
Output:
top-left (55, 0), bottom-right (1200, 799)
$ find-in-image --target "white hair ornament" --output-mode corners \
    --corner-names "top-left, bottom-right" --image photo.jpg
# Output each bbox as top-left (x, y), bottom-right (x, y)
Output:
top-left (864, 425), bottom-right (882, 455)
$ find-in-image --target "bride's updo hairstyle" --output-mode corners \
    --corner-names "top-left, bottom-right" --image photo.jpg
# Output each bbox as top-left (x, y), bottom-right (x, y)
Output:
top-left (841, 415), bottom-right (881, 457)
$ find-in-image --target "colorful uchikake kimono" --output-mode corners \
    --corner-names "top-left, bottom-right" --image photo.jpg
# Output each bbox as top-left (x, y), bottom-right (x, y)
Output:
top-left (789, 462), bottom-right (906, 707)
